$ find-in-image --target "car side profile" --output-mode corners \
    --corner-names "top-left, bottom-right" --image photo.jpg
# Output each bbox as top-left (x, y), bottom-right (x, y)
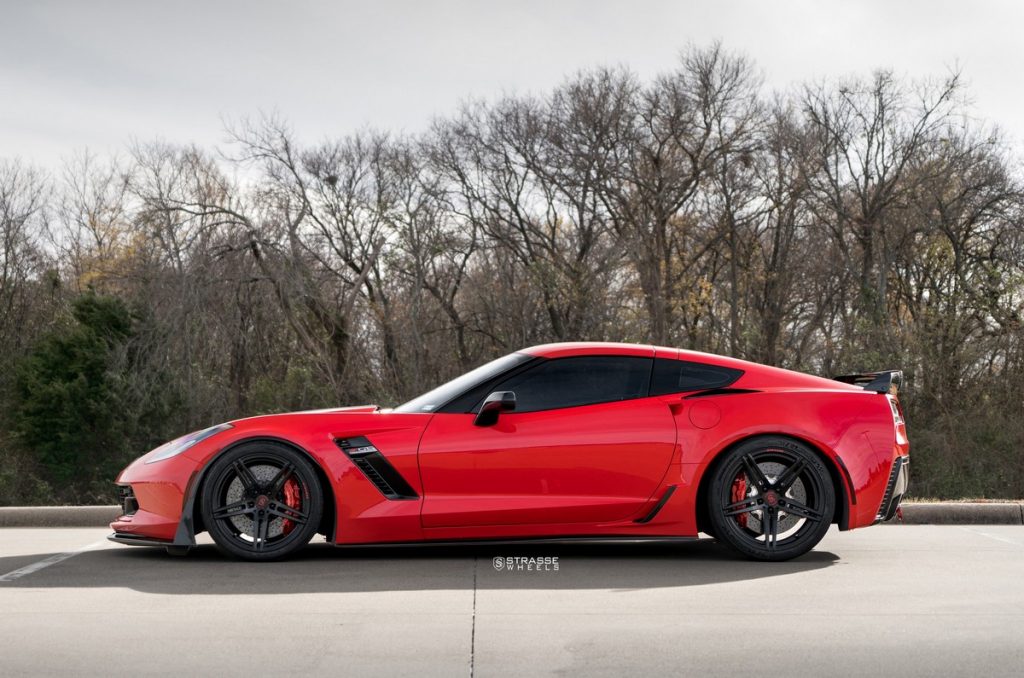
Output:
top-left (109, 342), bottom-right (910, 561)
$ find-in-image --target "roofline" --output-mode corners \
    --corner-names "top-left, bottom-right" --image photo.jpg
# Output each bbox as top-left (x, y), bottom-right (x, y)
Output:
top-left (520, 342), bottom-right (665, 358)
top-left (518, 342), bottom-right (863, 393)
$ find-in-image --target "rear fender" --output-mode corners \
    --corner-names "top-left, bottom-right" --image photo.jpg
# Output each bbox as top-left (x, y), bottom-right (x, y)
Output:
top-left (677, 390), bottom-right (892, 534)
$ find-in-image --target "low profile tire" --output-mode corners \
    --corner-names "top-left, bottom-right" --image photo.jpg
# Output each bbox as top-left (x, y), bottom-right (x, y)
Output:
top-left (707, 436), bottom-right (835, 562)
top-left (200, 441), bottom-right (323, 561)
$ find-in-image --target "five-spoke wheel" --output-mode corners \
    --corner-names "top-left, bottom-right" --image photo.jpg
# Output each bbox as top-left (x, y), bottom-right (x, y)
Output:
top-left (201, 442), bottom-right (323, 561)
top-left (707, 437), bottom-right (834, 561)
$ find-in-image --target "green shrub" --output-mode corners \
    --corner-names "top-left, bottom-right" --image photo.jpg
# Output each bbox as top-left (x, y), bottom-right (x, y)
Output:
top-left (12, 292), bottom-right (135, 500)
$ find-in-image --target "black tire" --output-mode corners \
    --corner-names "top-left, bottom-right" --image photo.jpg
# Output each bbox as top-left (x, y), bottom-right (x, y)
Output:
top-left (200, 441), bottom-right (323, 561)
top-left (706, 436), bottom-right (834, 561)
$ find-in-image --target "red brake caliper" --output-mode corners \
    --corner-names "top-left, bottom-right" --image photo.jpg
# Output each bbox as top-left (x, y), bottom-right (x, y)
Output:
top-left (731, 474), bottom-right (748, 528)
top-left (281, 478), bottom-right (301, 535)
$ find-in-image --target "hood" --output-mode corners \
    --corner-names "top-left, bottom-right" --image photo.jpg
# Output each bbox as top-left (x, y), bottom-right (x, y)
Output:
top-left (229, 404), bottom-right (382, 426)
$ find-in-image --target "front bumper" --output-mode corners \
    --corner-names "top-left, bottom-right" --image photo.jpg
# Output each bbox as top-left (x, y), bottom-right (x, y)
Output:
top-left (876, 455), bottom-right (910, 522)
top-left (110, 451), bottom-right (202, 543)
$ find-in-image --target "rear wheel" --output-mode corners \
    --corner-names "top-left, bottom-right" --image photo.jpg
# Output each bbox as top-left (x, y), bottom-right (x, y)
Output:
top-left (200, 441), bottom-right (323, 561)
top-left (707, 437), bottom-right (834, 561)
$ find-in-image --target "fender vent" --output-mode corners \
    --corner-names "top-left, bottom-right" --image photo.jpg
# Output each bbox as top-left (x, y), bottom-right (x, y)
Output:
top-left (336, 437), bottom-right (419, 500)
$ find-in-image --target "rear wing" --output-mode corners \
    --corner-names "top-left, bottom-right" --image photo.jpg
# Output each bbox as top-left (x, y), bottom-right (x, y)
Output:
top-left (833, 370), bottom-right (903, 395)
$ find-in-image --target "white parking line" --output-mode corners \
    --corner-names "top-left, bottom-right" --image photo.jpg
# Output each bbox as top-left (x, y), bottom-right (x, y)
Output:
top-left (0, 540), bottom-right (109, 582)
top-left (959, 527), bottom-right (1022, 546)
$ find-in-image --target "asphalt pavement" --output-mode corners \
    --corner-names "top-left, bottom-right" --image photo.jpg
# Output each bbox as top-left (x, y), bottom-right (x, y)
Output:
top-left (0, 525), bottom-right (1022, 677)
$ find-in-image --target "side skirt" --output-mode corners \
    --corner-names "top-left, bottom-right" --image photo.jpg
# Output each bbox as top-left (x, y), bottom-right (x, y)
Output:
top-left (331, 535), bottom-right (699, 549)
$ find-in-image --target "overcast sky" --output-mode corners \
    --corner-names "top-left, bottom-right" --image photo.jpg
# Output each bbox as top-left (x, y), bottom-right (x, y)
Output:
top-left (2, 0), bottom-right (1023, 170)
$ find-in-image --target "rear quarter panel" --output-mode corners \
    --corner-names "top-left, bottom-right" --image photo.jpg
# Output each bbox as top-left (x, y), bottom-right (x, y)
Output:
top-left (675, 388), bottom-right (897, 531)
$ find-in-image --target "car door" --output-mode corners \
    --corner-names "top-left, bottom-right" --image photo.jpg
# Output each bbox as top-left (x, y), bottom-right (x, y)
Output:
top-left (418, 355), bottom-right (677, 528)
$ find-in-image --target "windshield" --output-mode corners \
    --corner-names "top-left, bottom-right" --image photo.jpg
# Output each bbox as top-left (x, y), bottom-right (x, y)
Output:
top-left (394, 352), bottom-right (531, 413)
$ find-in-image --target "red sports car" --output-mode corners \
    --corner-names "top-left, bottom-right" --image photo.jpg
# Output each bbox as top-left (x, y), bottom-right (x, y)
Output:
top-left (109, 342), bottom-right (910, 561)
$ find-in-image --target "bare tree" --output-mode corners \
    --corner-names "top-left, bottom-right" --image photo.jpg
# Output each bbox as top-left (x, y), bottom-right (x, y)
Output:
top-left (801, 70), bottom-right (963, 348)
top-left (596, 43), bottom-right (763, 345)
top-left (0, 160), bottom-right (49, 353)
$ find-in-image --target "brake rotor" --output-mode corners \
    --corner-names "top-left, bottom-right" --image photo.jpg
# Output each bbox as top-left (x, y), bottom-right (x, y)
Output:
top-left (225, 464), bottom-right (296, 539)
top-left (739, 461), bottom-right (808, 536)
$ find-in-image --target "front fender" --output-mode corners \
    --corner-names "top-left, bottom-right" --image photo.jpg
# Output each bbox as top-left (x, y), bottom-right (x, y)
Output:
top-left (176, 412), bottom-right (430, 545)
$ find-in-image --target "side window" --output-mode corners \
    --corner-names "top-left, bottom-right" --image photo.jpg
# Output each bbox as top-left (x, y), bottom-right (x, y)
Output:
top-left (649, 358), bottom-right (743, 395)
top-left (488, 356), bottom-right (653, 413)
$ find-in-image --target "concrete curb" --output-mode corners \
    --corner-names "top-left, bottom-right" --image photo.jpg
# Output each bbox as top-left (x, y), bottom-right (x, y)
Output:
top-left (1, 502), bottom-right (1023, 528)
top-left (893, 502), bottom-right (1024, 526)
top-left (0, 506), bottom-right (121, 527)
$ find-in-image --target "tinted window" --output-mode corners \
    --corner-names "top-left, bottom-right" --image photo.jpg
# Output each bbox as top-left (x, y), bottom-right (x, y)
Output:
top-left (649, 358), bottom-right (743, 395)
top-left (488, 356), bottom-right (653, 413)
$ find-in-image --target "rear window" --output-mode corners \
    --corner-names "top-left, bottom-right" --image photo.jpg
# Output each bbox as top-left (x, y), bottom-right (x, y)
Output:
top-left (649, 358), bottom-right (743, 395)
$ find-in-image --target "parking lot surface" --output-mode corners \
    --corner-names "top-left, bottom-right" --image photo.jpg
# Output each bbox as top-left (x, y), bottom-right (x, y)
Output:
top-left (1, 525), bottom-right (1022, 677)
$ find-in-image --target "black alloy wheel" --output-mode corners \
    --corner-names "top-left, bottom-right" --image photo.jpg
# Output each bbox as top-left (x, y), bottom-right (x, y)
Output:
top-left (707, 436), bottom-right (835, 561)
top-left (200, 441), bottom-right (323, 561)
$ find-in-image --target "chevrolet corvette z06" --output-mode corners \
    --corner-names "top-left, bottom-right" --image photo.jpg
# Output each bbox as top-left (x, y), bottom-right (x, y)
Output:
top-left (110, 342), bottom-right (909, 561)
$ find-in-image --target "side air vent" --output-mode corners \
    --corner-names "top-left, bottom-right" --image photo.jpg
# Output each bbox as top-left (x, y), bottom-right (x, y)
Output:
top-left (335, 437), bottom-right (419, 500)
top-left (634, 485), bottom-right (677, 524)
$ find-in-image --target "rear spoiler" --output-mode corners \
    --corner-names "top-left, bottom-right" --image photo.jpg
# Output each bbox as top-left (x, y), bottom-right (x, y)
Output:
top-left (833, 370), bottom-right (903, 395)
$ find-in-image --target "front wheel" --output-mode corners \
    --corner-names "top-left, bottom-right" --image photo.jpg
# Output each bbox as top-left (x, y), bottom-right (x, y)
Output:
top-left (200, 441), bottom-right (324, 561)
top-left (706, 437), bottom-right (835, 561)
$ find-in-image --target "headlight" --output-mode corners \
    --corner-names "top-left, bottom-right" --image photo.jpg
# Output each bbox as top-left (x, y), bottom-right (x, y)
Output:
top-left (144, 423), bottom-right (233, 464)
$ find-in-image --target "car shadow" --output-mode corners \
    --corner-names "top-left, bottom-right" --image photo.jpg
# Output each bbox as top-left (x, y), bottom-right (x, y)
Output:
top-left (0, 538), bottom-right (838, 594)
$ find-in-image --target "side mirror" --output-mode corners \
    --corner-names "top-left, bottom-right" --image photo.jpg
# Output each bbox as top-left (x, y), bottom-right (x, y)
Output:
top-left (474, 391), bottom-right (516, 427)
